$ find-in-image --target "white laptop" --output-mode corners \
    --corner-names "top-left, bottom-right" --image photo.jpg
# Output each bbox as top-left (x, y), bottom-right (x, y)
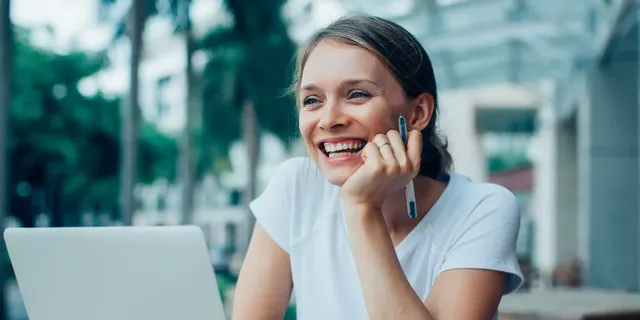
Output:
top-left (4, 225), bottom-right (227, 320)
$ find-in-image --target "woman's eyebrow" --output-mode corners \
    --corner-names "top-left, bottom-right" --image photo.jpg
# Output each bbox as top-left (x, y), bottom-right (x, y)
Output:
top-left (299, 79), bottom-right (381, 92)
top-left (340, 79), bottom-right (381, 88)
top-left (300, 83), bottom-right (319, 91)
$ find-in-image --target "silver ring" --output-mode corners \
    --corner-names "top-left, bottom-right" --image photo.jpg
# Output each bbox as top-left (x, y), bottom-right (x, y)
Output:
top-left (377, 142), bottom-right (391, 149)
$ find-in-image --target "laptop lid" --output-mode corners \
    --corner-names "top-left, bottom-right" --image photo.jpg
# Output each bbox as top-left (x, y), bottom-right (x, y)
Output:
top-left (4, 225), bottom-right (226, 320)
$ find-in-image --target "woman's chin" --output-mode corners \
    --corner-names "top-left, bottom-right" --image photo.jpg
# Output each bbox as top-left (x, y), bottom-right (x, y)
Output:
top-left (319, 164), bottom-right (358, 186)
top-left (326, 175), bottom-right (348, 187)
top-left (311, 151), bottom-right (363, 186)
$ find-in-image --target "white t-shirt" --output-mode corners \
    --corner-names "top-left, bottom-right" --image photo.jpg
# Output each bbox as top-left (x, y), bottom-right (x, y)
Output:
top-left (249, 157), bottom-right (523, 320)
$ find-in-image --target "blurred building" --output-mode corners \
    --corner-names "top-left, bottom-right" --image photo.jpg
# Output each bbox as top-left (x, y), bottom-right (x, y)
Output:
top-left (549, 1), bottom-right (640, 292)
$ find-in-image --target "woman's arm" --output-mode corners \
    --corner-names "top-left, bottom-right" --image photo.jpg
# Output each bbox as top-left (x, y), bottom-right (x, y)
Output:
top-left (341, 130), bottom-right (517, 319)
top-left (344, 203), bottom-right (506, 320)
top-left (232, 222), bottom-right (293, 320)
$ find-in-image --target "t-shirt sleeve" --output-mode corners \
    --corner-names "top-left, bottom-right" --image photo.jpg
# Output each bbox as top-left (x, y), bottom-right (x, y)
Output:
top-left (248, 158), bottom-right (303, 253)
top-left (439, 186), bottom-right (524, 295)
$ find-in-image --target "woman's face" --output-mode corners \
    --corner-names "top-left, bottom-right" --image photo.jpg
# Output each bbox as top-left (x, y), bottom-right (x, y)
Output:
top-left (297, 39), bottom-right (411, 186)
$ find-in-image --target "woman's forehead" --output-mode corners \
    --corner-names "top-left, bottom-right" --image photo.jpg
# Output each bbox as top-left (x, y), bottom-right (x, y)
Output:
top-left (300, 39), bottom-right (392, 87)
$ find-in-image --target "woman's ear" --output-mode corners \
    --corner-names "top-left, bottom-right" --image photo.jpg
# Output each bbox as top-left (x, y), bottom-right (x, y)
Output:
top-left (410, 93), bottom-right (435, 131)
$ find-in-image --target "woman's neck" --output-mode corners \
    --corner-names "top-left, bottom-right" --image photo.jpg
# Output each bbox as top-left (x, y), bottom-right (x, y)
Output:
top-left (380, 175), bottom-right (447, 234)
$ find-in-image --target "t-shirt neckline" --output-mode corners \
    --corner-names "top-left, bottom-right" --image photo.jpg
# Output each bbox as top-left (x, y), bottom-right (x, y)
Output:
top-left (338, 173), bottom-right (460, 259)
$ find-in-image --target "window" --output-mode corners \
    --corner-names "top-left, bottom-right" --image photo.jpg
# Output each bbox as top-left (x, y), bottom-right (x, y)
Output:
top-left (229, 189), bottom-right (242, 206)
top-left (157, 196), bottom-right (167, 212)
top-left (224, 223), bottom-right (237, 254)
top-left (155, 76), bottom-right (171, 118)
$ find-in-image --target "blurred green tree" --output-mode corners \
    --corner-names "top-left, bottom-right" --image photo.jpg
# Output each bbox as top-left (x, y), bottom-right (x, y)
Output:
top-left (0, 0), bottom-right (13, 318)
top-left (199, 0), bottom-right (297, 237)
top-left (172, 0), bottom-right (199, 225)
top-left (102, 0), bottom-right (297, 229)
top-left (9, 28), bottom-right (176, 227)
top-left (99, 0), bottom-right (148, 225)
top-left (101, 0), bottom-right (199, 225)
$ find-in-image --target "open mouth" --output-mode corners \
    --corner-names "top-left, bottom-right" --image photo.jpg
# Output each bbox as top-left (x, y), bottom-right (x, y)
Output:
top-left (320, 139), bottom-right (367, 158)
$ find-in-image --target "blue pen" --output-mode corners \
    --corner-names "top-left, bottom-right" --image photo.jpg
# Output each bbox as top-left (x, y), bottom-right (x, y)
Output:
top-left (399, 114), bottom-right (417, 219)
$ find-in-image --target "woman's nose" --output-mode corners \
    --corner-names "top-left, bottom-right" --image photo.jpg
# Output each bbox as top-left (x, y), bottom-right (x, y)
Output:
top-left (318, 101), bottom-right (347, 130)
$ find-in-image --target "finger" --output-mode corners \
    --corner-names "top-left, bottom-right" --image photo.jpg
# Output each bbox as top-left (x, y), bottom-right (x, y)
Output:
top-left (386, 130), bottom-right (410, 171)
top-left (361, 141), bottom-right (383, 169)
top-left (407, 130), bottom-right (422, 173)
top-left (372, 134), bottom-right (396, 164)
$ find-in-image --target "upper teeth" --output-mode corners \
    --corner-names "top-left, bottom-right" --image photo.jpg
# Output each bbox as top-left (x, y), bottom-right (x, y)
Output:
top-left (324, 141), bottom-right (365, 153)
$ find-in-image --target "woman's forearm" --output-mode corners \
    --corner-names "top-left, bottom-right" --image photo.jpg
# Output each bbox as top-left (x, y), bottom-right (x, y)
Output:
top-left (344, 203), bottom-right (434, 320)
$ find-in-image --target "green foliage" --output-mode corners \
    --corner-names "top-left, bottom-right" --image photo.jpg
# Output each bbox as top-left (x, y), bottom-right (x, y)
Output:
top-left (101, 0), bottom-right (298, 176)
top-left (103, 0), bottom-right (209, 180)
top-left (487, 153), bottom-right (531, 173)
top-left (9, 30), bottom-right (175, 222)
top-left (102, 0), bottom-right (191, 43)
top-left (139, 123), bottom-right (178, 182)
top-left (199, 0), bottom-right (297, 166)
top-left (215, 273), bottom-right (238, 303)
top-left (284, 306), bottom-right (297, 320)
top-left (102, 0), bottom-right (167, 40)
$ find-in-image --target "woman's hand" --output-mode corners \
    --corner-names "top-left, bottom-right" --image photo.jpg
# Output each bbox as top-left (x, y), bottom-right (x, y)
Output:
top-left (341, 129), bottom-right (422, 209)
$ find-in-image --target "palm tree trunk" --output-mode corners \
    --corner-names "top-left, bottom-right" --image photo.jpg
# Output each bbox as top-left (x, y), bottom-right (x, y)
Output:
top-left (179, 3), bottom-right (196, 225)
top-left (120, 0), bottom-right (145, 226)
top-left (0, 0), bottom-right (11, 318)
top-left (243, 99), bottom-right (259, 244)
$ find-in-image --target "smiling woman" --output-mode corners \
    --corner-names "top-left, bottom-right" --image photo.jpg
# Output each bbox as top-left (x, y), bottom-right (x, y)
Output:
top-left (233, 14), bottom-right (523, 320)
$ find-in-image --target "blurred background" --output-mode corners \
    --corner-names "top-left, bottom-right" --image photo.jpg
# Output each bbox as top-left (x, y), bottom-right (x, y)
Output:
top-left (1, 0), bottom-right (640, 319)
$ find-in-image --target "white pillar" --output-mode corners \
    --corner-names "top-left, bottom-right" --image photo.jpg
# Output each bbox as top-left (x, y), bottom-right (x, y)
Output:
top-left (439, 92), bottom-right (488, 182)
top-left (555, 120), bottom-right (579, 266)
top-left (528, 91), bottom-right (558, 280)
top-left (528, 81), bottom-right (580, 281)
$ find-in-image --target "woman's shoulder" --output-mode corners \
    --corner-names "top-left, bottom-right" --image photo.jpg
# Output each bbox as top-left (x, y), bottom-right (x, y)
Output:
top-left (272, 157), bottom-right (341, 246)
top-left (433, 174), bottom-right (524, 294)
top-left (448, 173), bottom-right (518, 208)
top-left (265, 157), bottom-right (339, 212)
top-left (275, 156), bottom-right (308, 169)
top-left (270, 156), bottom-right (327, 189)
top-left (443, 174), bottom-right (520, 227)
top-left (467, 177), bottom-right (517, 206)
top-left (251, 157), bottom-right (336, 252)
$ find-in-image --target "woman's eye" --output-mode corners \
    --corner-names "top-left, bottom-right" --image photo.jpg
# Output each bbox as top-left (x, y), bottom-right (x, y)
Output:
top-left (349, 91), bottom-right (371, 100)
top-left (302, 96), bottom-right (320, 106)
